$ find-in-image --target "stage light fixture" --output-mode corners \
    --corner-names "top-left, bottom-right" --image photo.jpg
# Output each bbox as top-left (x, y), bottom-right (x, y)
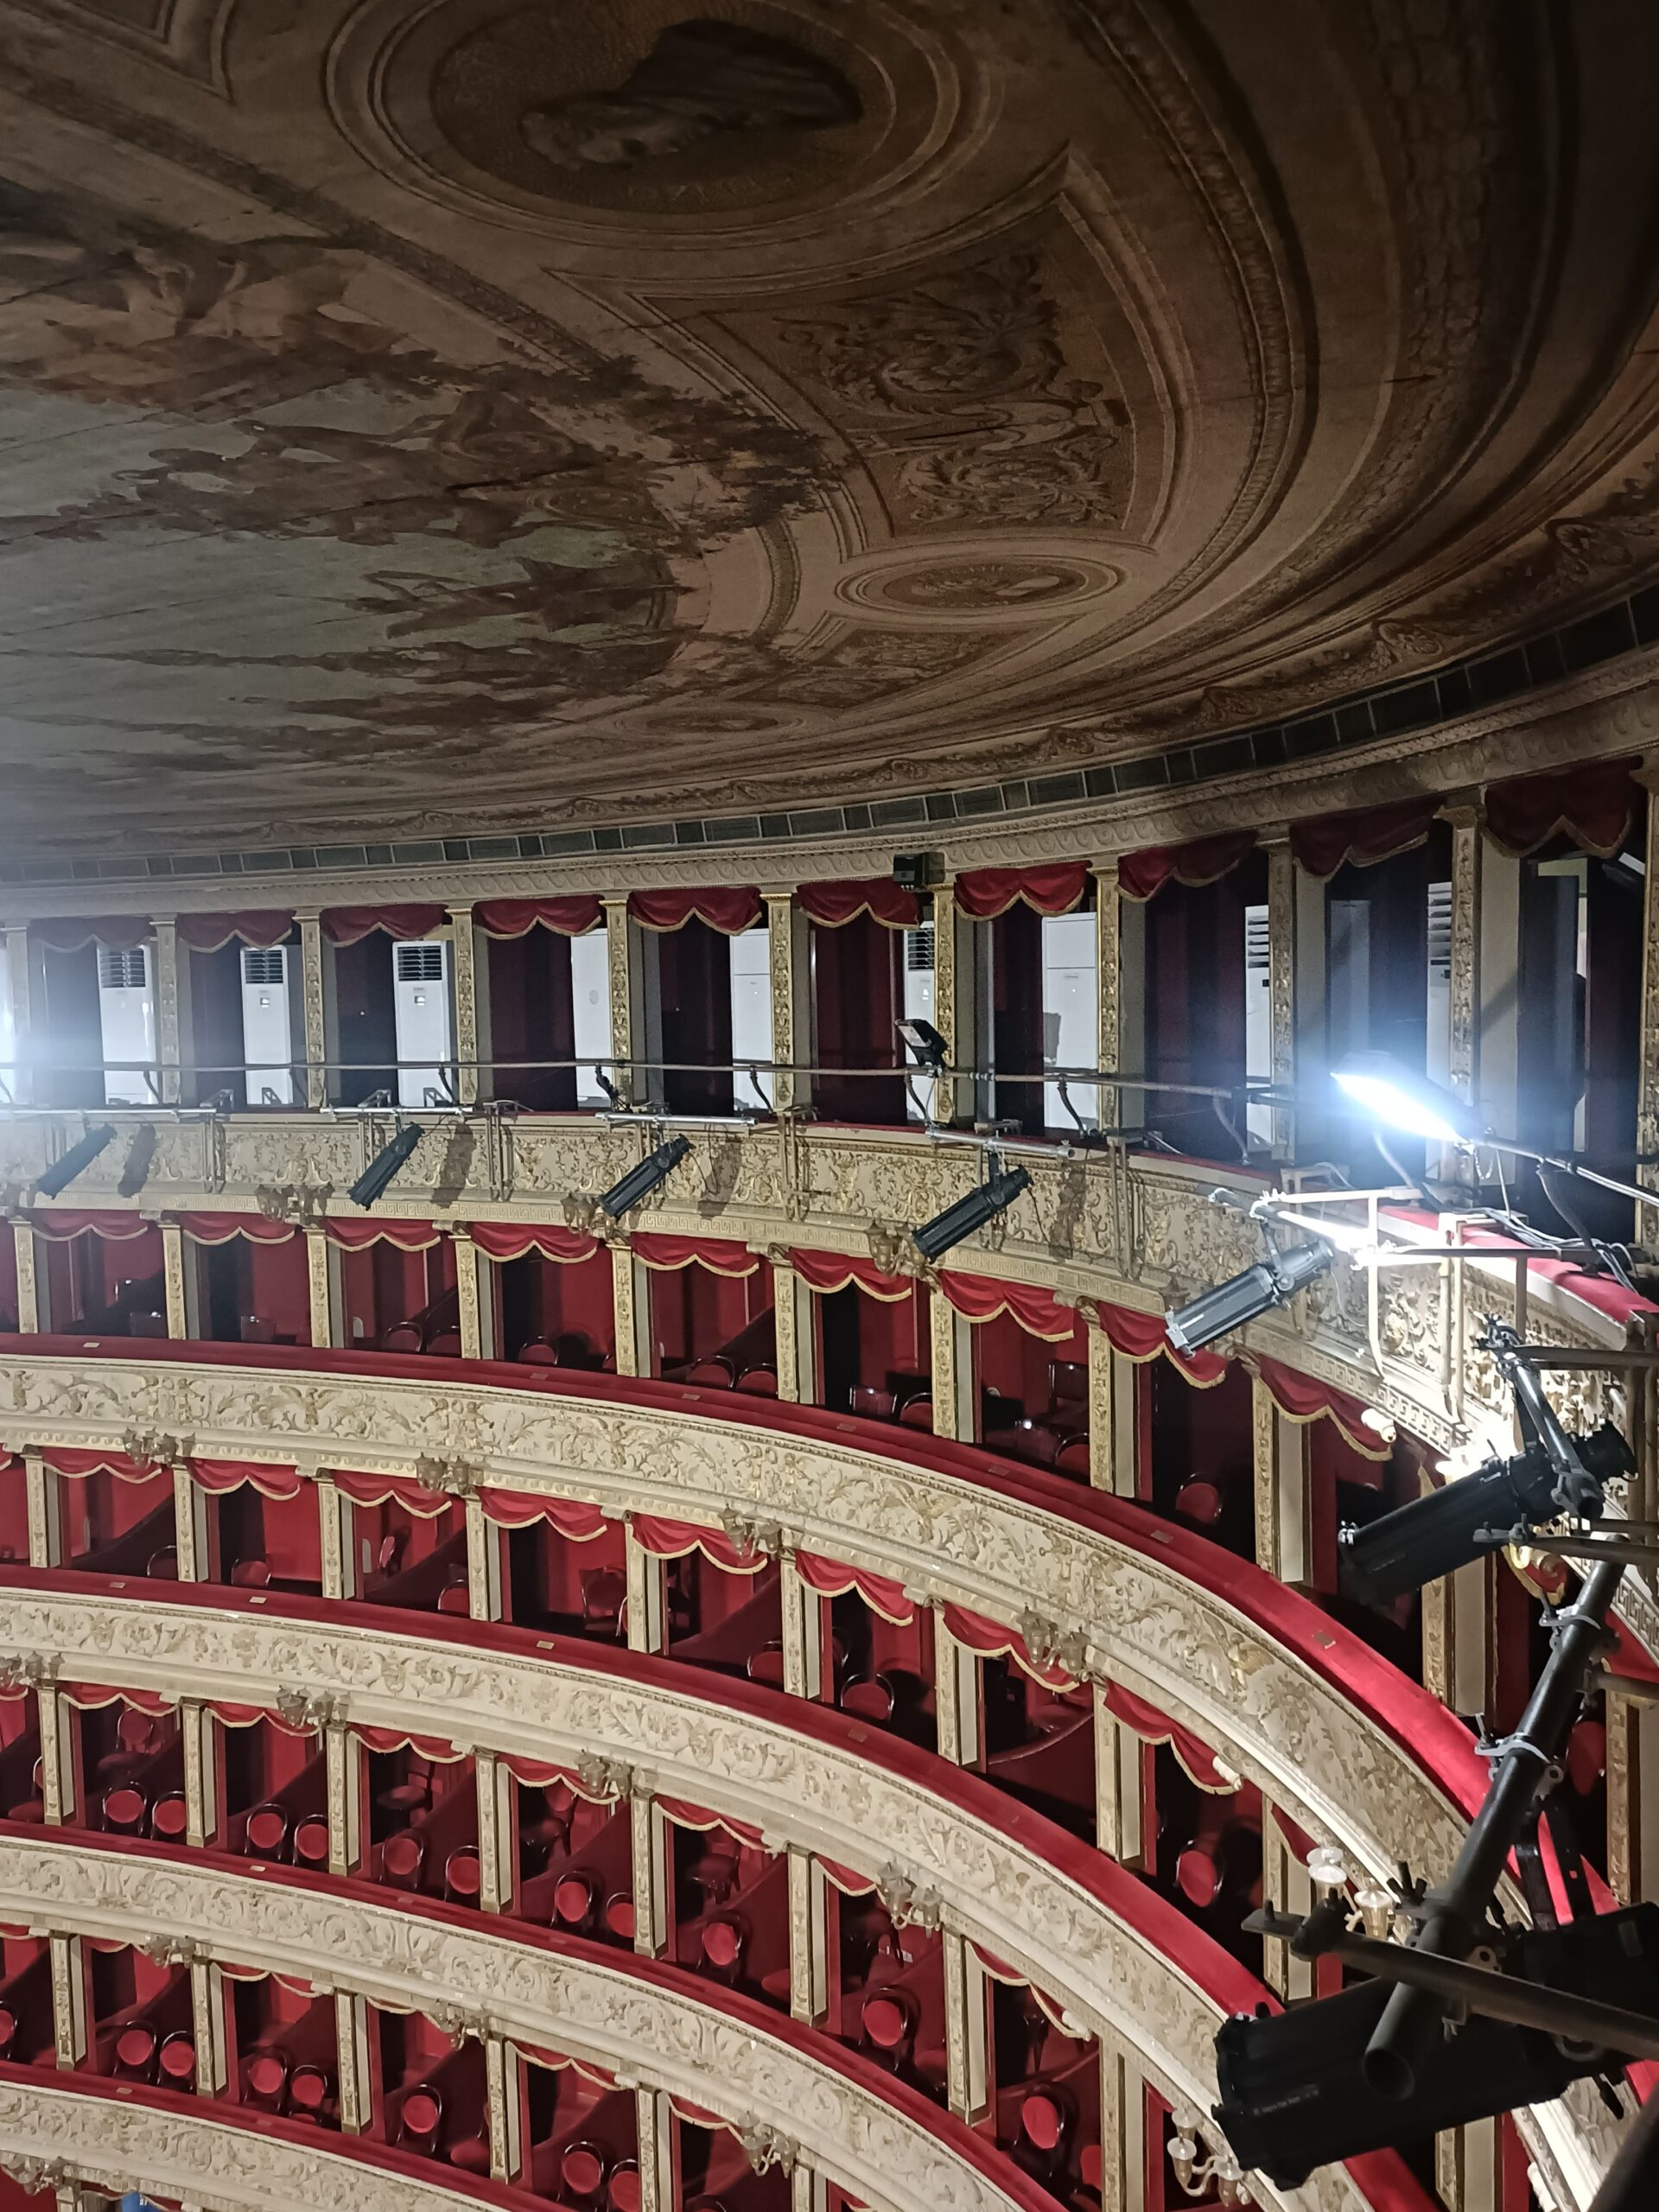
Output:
top-left (346, 1121), bottom-right (424, 1210)
top-left (34, 1123), bottom-right (117, 1200)
top-left (598, 1134), bottom-right (691, 1221)
top-left (896, 1017), bottom-right (949, 1076)
top-left (1339, 1420), bottom-right (1632, 1607)
top-left (1164, 1240), bottom-right (1332, 1357)
top-left (911, 1158), bottom-right (1031, 1262)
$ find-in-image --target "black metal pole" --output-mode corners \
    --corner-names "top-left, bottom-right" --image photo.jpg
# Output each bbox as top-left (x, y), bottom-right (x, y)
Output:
top-left (1590, 2086), bottom-right (1659, 2212)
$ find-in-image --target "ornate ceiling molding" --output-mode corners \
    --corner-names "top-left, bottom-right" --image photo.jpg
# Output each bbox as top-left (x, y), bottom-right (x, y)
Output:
top-left (0, 1348), bottom-right (1483, 1891)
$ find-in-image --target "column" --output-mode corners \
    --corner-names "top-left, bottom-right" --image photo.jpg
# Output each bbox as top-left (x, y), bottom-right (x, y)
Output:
top-left (454, 1229), bottom-right (494, 1359)
top-left (296, 910), bottom-right (327, 1109)
top-left (465, 1494), bottom-right (504, 1622)
top-left (475, 1750), bottom-right (516, 1915)
top-left (305, 1225), bottom-right (339, 1348)
top-left (162, 1221), bottom-right (195, 1340)
top-left (603, 894), bottom-right (660, 1108)
top-left (1251, 1377), bottom-right (1313, 1586)
top-left (325, 1719), bottom-right (364, 1877)
top-left (931, 884), bottom-right (977, 1124)
top-left (1422, 1550), bottom-right (1491, 1717)
top-left (625, 1524), bottom-right (666, 1653)
top-left (635, 2086), bottom-right (677, 2212)
top-left (3, 923), bottom-right (32, 1104)
top-left (765, 891), bottom-right (810, 1115)
top-left (1086, 1325), bottom-right (1138, 1495)
top-left (49, 1934), bottom-right (86, 2070)
top-left (787, 1850), bottom-right (830, 2024)
top-left (942, 1930), bottom-right (988, 2123)
top-left (25, 1452), bottom-right (62, 1567)
top-left (317, 1473), bottom-right (356, 1600)
top-left (779, 1554), bottom-right (823, 1700)
top-left (632, 1789), bottom-right (670, 1958)
top-left (1104, 869), bottom-right (1148, 1135)
top-left (170, 1459), bottom-right (208, 1582)
top-left (334, 1990), bottom-right (374, 2133)
top-left (152, 918), bottom-right (188, 1107)
top-left (1096, 2047), bottom-right (1144, 2212)
top-left (1094, 861), bottom-right (1122, 1128)
top-left (771, 1258), bottom-right (817, 1405)
top-left (38, 1686), bottom-right (73, 1825)
top-left (180, 1700), bottom-right (217, 1848)
top-left (14, 1221), bottom-right (44, 1333)
top-left (485, 2034), bottom-right (523, 2182)
top-left (190, 1958), bottom-right (228, 2094)
top-left (612, 1245), bottom-right (652, 1378)
top-left (1259, 1806), bottom-right (1311, 2000)
top-left (933, 1607), bottom-right (981, 1767)
top-left (1094, 1694), bottom-right (1142, 1866)
top-left (1477, 828), bottom-right (1522, 1146)
top-left (929, 1290), bottom-right (974, 1442)
top-left (1607, 1684), bottom-right (1659, 1903)
top-left (1637, 762), bottom-right (1659, 1191)
top-left (1437, 2122), bottom-right (1497, 2212)
top-left (447, 903), bottom-right (481, 1107)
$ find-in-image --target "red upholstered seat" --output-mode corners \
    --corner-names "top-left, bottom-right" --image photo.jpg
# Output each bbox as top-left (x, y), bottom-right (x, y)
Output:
top-left (0, 2006), bottom-right (15, 2059)
top-left (516, 1338), bottom-right (558, 1364)
top-left (115, 2025), bottom-right (157, 2078)
top-left (159, 2032), bottom-right (196, 2086)
top-left (1176, 1843), bottom-right (1222, 1909)
top-left (245, 2052), bottom-right (288, 2108)
top-left (450, 2136), bottom-right (491, 2173)
top-left (581, 1567), bottom-right (628, 1640)
top-left (382, 1831), bottom-right (425, 1889)
top-left (607, 2161), bottom-right (643, 2212)
top-left (684, 1360), bottom-right (735, 1388)
top-left (562, 2143), bottom-right (608, 2201)
top-left (849, 1385), bottom-right (895, 1421)
top-left (1175, 1478), bottom-right (1224, 1527)
top-left (747, 1643), bottom-right (786, 1688)
top-left (604, 1892), bottom-right (635, 1941)
top-left (898, 1395), bottom-right (933, 1431)
top-left (102, 1786), bottom-right (146, 1835)
top-left (244, 1803), bottom-right (289, 1859)
top-left (736, 1367), bottom-right (778, 1395)
top-left (146, 1547), bottom-right (179, 1579)
top-left (427, 1331), bottom-right (462, 1357)
top-left (230, 1556), bottom-right (271, 1587)
top-left (861, 1991), bottom-right (912, 2052)
top-left (1020, 2092), bottom-right (1065, 2152)
top-left (555, 1872), bottom-right (598, 1929)
top-left (399, 2087), bottom-right (443, 2148)
top-left (289, 2065), bottom-right (330, 2117)
top-left (700, 1916), bottom-right (743, 1972)
top-left (150, 1791), bottom-right (188, 1842)
top-left (1054, 1433), bottom-right (1090, 1476)
top-left (436, 1578), bottom-right (471, 1614)
top-left (293, 1815), bottom-right (330, 1867)
top-left (840, 1675), bottom-right (895, 1725)
top-left (445, 1847), bottom-right (481, 1903)
top-left (380, 1324), bottom-right (423, 1353)
top-left (1080, 2144), bottom-right (1103, 2190)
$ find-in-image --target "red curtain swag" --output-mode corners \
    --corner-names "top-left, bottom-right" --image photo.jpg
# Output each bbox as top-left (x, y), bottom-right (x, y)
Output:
top-left (629, 1233), bottom-right (757, 1278)
top-left (467, 1222), bottom-right (601, 1265)
top-left (322, 1218), bottom-right (440, 1252)
top-left (41, 1446), bottom-right (161, 1482)
top-left (798, 879), bottom-right (920, 930)
top-left (821, 1859), bottom-right (880, 1897)
top-left (174, 1212), bottom-right (296, 1247)
top-left (354, 1726), bottom-right (463, 1762)
top-left (793, 1549), bottom-right (914, 1624)
top-left (1483, 755), bottom-right (1639, 858)
top-left (657, 1798), bottom-right (765, 1848)
top-left (497, 1751), bottom-right (620, 1802)
top-left (631, 1514), bottom-right (766, 1573)
top-left (474, 896), bottom-right (602, 939)
top-left (937, 1271), bottom-right (1074, 1343)
top-left (60, 1683), bottom-right (173, 1714)
top-left (31, 917), bottom-right (149, 954)
top-left (478, 1489), bottom-right (609, 1540)
top-left (29, 1211), bottom-right (155, 1243)
top-left (627, 887), bottom-right (761, 935)
top-left (968, 1949), bottom-right (1077, 2035)
top-left (217, 1963), bottom-right (314, 1994)
top-left (1092, 1300), bottom-right (1229, 1387)
top-left (175, 912), bottom-right (293, 954)
top-left (1254, 1357), bottom-right (1390, 1461)
top-left (1290, 798), bottom-right (1440, 880)
top-left (1117, 834), bottom-right (1257, 903)
top-left (952, 864), bottom-right (1088, 919)
top-left (189, 1457), bottom-right (303, 1501)
top-left (331, 1470), bottom-right (453, 1518)
top-left (1100, 1681), bottom-right (1238, 1795)
top-left (320, 905), bottom-right (447, 947)
top-left (786, 1249), bottom-right (912, 1301)
top-left (941, 1605), bottom-right (1080, 1692)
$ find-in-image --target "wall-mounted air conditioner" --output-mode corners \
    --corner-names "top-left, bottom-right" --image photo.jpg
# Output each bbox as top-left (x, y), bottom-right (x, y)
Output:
top-left (729, 925), bottom-right (772, 1107)
top-left (240, 944), bottom-right (296, 1105)
top-left (97, 944), bottom-right (156, 1105)
top-left (392, 939), bottom-right (453, 1109)
top-left (902, 925), bottom-right (936, 1121)
top-left (570, 929), bottom-right (613, 1106)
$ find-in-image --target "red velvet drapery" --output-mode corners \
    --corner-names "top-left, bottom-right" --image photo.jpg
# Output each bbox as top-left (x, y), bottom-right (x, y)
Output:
top-left (793, 1549), bottom-right (914, 1623)
top-left (188, 1457), bottom-right (303, 1500)
top-left (798, 879), bottom-right (919, 929)
top-left (953, 864), bottom-right (1088, 918)
top-left (630, 1514), bottom-right (765, 1571)
top-left (30, 917), bottom-right (150, 953)
top-left (175, 912), bottom-right (294, 953)
top-left (1118, 834), bottom-right (1257, 902)
top-left (627, 887), bottom-right (761, 934)
top-left (173, 1212), bottom-right (297, 1246)
top-left (320, 905), bottom-right (447, 946)
top-left (630, 1233), bottom-right (757, 1277)
top-left (1290, 798), bottom-right (1440, 880)
top-left (476, 1490), bottom-right (609, 1537)
top-left (322, 1219), bottom-right (440, 1252)
top-left (936, 1271), bottom-right (1076, 1343)
top-left (786, 1249), bottom-right (912, 1300)
top-left (1484, 754), bottom-right (1640, 857)
top-left (474, 896), bottom-right (603, 938)
top-left (467, 1222), bottom-right (599, 1264)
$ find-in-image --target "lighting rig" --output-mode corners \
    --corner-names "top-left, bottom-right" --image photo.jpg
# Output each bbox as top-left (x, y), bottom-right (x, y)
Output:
top-left (33, 1121), bottom-right (118, 1200)
top-left (1213, 1338), bottom-right (1659, 2209)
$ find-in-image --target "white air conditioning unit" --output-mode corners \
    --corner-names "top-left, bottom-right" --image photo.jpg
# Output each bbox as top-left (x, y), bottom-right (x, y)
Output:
top-left (98, 944), bottom-right (156, 1106)
top-left (728, 925), bottom-right (772, 1107)
top-left (570, 928), bottom-right (613, 1107)
top-left (902, 925), bottom-right (936, 1122)
top-left (240, 944), bottom-right (296, 1106)
top-left (1243, 904), bottom-right (1272, 1145)
top-left (392, 939), bottom-right (453, 1109)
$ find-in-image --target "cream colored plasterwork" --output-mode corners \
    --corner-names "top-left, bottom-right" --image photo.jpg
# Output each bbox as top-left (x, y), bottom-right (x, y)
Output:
top-left (0, 1351), bottom-right (1503, 1888)
top-left (0, 1834), bottom-right (1035, 2212)
top-left (0, 2077), bottom-right (541, 2212)
top-left (0, 1113), bottom-right (1630, 1459)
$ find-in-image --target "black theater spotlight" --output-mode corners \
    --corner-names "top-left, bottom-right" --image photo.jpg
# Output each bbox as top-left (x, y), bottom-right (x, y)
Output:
top-left (896, 1017), bottom-right (949, 1077)
top-left (347, 1121), bottom-right (424, 1210)
top-left (911, 1155), bottom-right (1032, 1262)
top-left (34, 1122), bottom-right (118, 1200)
top-left (1164, 1240), bottom-right (1332, 1357)
top-left (598, 1134), bottom-right (691, 1222)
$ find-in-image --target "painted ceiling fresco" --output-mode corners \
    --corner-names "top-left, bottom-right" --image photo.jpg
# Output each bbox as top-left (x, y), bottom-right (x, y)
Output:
top-left (1, 0), bottom-right (1658, 857)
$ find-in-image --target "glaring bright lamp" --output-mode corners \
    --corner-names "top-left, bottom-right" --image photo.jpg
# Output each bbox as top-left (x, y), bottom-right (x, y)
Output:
top-left (1330, 1052), bottom-right (1474, 1147)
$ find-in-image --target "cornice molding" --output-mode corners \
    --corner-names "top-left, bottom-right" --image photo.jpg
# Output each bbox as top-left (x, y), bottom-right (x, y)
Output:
top-left (0, 645), bottom-right (1654, 918)
top-left (0, 1353), bottom-right (1479, 1893)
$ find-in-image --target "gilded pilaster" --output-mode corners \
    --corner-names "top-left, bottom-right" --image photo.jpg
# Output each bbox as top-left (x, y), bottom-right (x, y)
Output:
top-left (334, 1989), bottom-right (373, 2133)
top-left (779, 1554), bottom-right (823, 1700)
top-left (475, 1749), bottom-right (515, 1915)
top-left (932, 1609), bottom-right (980, 1766)
top-left (1093, 861), bottom-right (1121, 1089)
top-left (14, 1223), bottom-right (41, 1334)
top-left (603, 896), bottom-right (634, 1105)
top-left (1096, 2047), bottom-right (1138, 2212)
top-left (181, 1700), bottom-right (215, 1849)
top-left (305, 1224), bottom-right (336, 1348)
top-left (942, 1929), bottom-right (988, 2122)
top-left (772, 1256), bottom-right (817, 1404)
top-left (171, 1460), bottom-right (207, 1581)
top-left (1093, 1695), bottom-right (1141, 1867)
top-left (162, 1221), bottom-right (190, 1339)
top-left (1086, 1319), bottom-right (1114, 1490)
top-left (635, 2086), bottom-right (675, 2212)
top-left (1639, 765), bottom-right (1659, 1190)
top-left (1444, 806), bottom-right (1482, 1111)
top-left (152, 919), bottom-right (184, 1107)
top-left (787, 1848), bottom-right (828, 2024)
top-left (612, 1244), bottom-right (648, 1377)
top-left (38, 1689), bottom-right (72, 1825)
top-left (625, 1523), bottom-right (665, 1652)
top-left (1436, 2120), bottom-right (1497, 2212)
top-left (764, 891), bottom-right (805, 1115)
top-left (454, 1228), bottom-right (486, 1359)
top-left (1251, 1376), bottom-right (1311, 1585)
top-left (296, 911), bottom-right (327, 1109)
top-left (930, 883), bottom-right (963, 1122)
top-left (325, 1721), bottom-right (361, 1878)
top-left (485, 2034), bottom-right (521, 2181)
top-left (25, 1453), bottom-right (60, 1567)
top-left (1260, 1805), bottom-right (1312, 2000)
top-left (316, 1473), bottom-right (353, 1600)
top-left (929, 1289), bottom-right (972, 1442)
top-left (465, 1494), bottom-right (504, 1622)
top-left (189, 1959), bottom-right (227, 2094)
top-left (631, 1791), bottom-right (669, 1957)
top-left (1264, 837), bottom-right (1295, 1160)
top-left (447, 904), bottom-right (480, 1107)
top-left (49, 1933), bottom-right (86, 2070)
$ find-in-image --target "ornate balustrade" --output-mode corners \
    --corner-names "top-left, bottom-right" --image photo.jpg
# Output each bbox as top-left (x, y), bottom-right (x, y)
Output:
top-left (0, 1109), bottom-right (1641, 1460)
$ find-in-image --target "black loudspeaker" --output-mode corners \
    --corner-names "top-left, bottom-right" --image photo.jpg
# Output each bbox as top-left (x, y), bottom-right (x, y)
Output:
top-left (1214, 1907), bottom-right (1659, 2186)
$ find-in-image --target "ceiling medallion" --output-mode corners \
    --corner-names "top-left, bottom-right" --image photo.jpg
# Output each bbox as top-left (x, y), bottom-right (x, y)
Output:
top-left (835, 550), bottom-right (1120, 627)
